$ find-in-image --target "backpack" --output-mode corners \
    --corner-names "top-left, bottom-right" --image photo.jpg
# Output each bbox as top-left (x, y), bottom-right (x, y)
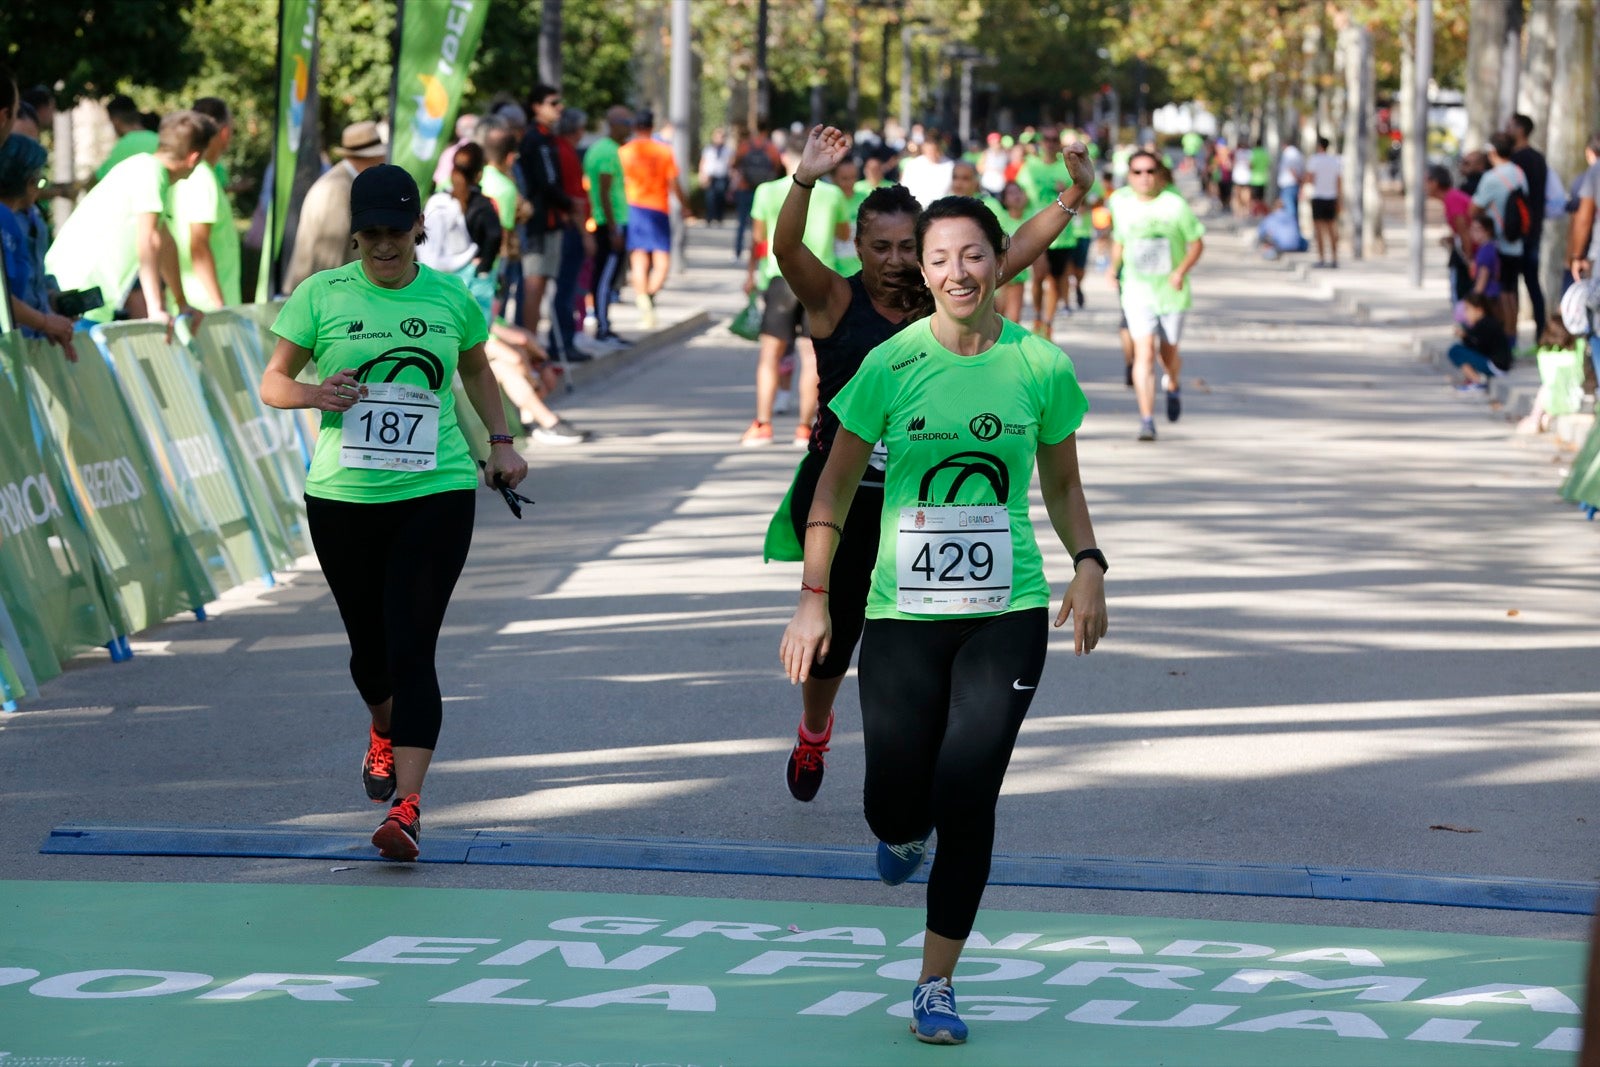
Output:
top-left (1501, 184), bottom-right (1531, 242)
top-left (736, 142), bottom-right (780, 187)
top-left (1560, 275), bottom-right (1600, 336)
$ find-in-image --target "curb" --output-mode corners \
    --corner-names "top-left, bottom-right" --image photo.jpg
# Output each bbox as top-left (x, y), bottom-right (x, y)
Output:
top-left (563, 310), bottom-right (713, 390)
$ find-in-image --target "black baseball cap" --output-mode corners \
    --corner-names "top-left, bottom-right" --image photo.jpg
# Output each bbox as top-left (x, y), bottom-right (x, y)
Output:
top-left (349, 164), bottom-right (422, 234)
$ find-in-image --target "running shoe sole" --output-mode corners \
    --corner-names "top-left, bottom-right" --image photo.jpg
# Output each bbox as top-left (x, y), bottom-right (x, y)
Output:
top-left (911, 1023), bottom-right (967, 1045)
top-left (372, 819), bottom-right (418, 861)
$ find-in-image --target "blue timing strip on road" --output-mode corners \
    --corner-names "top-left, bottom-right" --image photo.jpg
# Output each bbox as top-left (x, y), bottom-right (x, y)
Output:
top-left (41, 824), bottom-right (1599, 915)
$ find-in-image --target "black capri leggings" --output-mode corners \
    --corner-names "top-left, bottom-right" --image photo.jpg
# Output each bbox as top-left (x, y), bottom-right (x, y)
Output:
top-left (858, 607), bottom-right (1049, 940)
top-left (305, 489), bottom-right (475, 750)
top-left (788, 449), bottom-right (883, 681)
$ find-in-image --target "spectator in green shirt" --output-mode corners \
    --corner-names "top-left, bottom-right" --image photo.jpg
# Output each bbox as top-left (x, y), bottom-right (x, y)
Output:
top-left (583, 105), bottom-right (632, 344)
top-left (170, 97), bottom-right (241, 311)
top-left (94, 95), bottom-right (160, 184)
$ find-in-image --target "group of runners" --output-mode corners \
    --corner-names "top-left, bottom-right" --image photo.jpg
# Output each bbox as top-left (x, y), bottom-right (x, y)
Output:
top-left (258, 116), bottom-right (1219, 1047)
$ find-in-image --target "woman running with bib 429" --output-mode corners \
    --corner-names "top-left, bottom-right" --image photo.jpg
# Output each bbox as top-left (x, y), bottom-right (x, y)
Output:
top-left (769, 125), bottom-right (1096, 805)
top-left (780, 193), bottom-right (1109, 1046)
top-left (262, 164), bottom-right (529, 862)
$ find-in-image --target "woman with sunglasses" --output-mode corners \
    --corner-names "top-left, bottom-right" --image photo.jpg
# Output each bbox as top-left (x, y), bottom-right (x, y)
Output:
top-left (780, 173), bottom-right (1108, 1046)
top-left (767, 125), bottom-right (1092, 805)
top-left (261, 164), bottom-right (528, 861)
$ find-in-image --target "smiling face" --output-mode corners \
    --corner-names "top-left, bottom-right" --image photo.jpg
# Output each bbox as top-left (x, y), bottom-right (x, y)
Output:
top-left (354, 219), bottom-right (425, 287)
top-left (920, 216), bottom-right (1001, 323)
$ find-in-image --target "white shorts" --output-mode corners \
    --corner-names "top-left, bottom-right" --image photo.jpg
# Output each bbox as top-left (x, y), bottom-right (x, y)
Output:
top-left (1122, 303), bottom-right (1186, 345)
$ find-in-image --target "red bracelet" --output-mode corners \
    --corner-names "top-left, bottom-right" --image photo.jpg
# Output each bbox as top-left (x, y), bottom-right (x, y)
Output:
top-left (801, 582), bottom-right (829, 596)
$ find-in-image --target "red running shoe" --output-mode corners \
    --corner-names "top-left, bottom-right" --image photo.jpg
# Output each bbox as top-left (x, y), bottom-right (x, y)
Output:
top-left (785, 712), bottom-right (832, 802)
top-left (362, 725), bottom-right (395, 802)
top-left (372, 793), bottom-right (420, 861)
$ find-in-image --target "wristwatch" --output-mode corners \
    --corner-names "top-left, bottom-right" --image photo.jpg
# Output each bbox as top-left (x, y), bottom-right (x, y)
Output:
top-left (1073, 548), bottom-right (1108, 574)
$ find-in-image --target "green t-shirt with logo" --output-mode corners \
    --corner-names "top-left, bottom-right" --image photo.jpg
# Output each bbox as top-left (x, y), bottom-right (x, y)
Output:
top-left (482, 164), bottom-right (520, 234)
top-left (1018, 156), bottom-right (1078, 249)
top-left (45, 152), bottom-right (172, 323)
top-left (95, 130), bottom-right (160, 181)
top-left (271, 261), bottom-right (490, 504)
top-left (750, 175), bottom-right (849, 289)
top-left (984, 195), bottom-right (1030, 284)
top-left (171, 160), bottom-right (242, 311)
top-left (830, 316), bottom-right (1089, 622)
top-left (583, 136), bottom-right (628, 227)
top-left (1110, 186), bottom-right (1205, 315)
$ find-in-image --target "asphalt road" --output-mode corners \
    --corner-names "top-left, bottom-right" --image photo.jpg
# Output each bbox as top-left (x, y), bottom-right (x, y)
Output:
top-left (4, 233), bottom-right (1596, 944)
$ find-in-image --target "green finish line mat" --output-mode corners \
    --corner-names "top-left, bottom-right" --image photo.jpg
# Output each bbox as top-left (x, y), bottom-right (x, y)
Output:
top-left (0, 880), bottom-right (1585, 1066)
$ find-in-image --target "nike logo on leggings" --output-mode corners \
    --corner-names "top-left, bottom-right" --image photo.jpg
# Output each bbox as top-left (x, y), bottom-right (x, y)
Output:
top-left (1012, 680), bottom-right (1036, 691)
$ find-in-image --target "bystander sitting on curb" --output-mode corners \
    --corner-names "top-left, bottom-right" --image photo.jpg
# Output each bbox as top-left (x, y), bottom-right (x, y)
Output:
top-left (1449, 292), bottom-right (1513, 392)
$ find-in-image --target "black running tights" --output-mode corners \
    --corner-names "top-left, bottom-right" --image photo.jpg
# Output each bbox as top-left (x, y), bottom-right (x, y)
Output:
top-left (858, 608), bottom-right (1049, 941)
top-left (305, 490), bottom-right (475, 750)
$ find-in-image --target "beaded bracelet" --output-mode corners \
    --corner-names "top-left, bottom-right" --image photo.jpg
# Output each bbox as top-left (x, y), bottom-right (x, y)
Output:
top-left (805, 520), bottom-right (843, 535)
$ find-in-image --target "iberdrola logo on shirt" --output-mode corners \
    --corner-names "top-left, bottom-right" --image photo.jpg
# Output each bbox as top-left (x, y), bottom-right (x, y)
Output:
top-left (918, 451), bottom-right (1009, 506)
top-left (353, 347), bottom-right (446, 389)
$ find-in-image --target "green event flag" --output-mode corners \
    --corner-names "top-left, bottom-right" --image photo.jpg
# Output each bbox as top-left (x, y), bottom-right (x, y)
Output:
top-left (17, 329), bottom-right (215, 636)
top-left (269, 0), bottom-right (321, 297)
top-left (0, 336), bottom-right (119, 684)
top-left (389, 0), bottom-right (491, 192)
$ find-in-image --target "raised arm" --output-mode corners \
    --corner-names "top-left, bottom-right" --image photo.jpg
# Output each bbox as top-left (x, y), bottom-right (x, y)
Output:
top-left (775, 125), bottom-right (856, 331)
top-left (1005, 141), bottom-right (1094, 286)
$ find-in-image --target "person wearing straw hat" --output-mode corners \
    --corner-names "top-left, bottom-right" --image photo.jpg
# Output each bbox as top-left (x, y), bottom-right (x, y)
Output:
top-left (283, 120), bottom-right (389, 293)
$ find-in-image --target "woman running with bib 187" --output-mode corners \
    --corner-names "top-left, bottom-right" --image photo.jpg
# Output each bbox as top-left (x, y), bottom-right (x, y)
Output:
top-left (768, 125), bottom-right (1096, 804)
top-left (780, 181), bottom-right (1108, 1046)
top-left (262, 164), bottom-right (529, 862)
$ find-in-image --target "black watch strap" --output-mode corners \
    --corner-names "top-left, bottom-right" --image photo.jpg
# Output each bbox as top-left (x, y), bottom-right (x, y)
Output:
top-left (1073, 548), bottom-right (1108, 574)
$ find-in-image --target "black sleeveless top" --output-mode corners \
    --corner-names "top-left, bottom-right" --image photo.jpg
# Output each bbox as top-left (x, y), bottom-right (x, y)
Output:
top-left (810, 273), bottom-right (906, 459)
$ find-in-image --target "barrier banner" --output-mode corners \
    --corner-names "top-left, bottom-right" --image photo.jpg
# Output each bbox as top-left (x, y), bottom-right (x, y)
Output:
top-left (92, 324), bottom-right (273, 591)
top-left (0, 337), bottom-right (120, 682)
top-left (225, 300), bottom-right (317, 463)
top-left (389, 0), bottom-right (492, 192)
top-left (17, 330), bottom-right (214, 636)
top-left (181, 312), bottom-right (310, 569)
top-left (267, 0), bottom-right (322, 297)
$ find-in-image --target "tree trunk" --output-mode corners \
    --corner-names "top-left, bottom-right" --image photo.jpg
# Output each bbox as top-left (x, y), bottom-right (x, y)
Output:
top-left (1301, 20), bottom-right (1321, 148)
top-left (1400, 28), bottom-right (1415, 196)
top-left (1340, 21), bottom-right (1374, 259)
top-left (539, 0), bottom-right (562, 87)
top-left (1498, 0), bottom-right (1525, 129)
top-left (1545, 0), bottom-right (1596, 303)
top-left (1518, 0), bottom-right (1556, 141)
top-left (1465, 0), bottom-right (1507, 148)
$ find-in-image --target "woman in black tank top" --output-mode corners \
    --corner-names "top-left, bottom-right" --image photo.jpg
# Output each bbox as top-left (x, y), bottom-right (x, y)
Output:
top-left (765, 124), bottom-right (1087, 804)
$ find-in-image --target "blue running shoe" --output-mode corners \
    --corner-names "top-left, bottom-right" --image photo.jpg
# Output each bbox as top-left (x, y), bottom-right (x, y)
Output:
top-left (910, 976), bottom-right (967, 1044)
top-left (876, 835), bottom-right (930, 885)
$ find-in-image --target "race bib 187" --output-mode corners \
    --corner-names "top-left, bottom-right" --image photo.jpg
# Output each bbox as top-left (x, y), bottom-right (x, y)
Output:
top-left (896, 505), bottom-right (1013, 614)
top-left (339, 382), bottom-right (441, 472)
